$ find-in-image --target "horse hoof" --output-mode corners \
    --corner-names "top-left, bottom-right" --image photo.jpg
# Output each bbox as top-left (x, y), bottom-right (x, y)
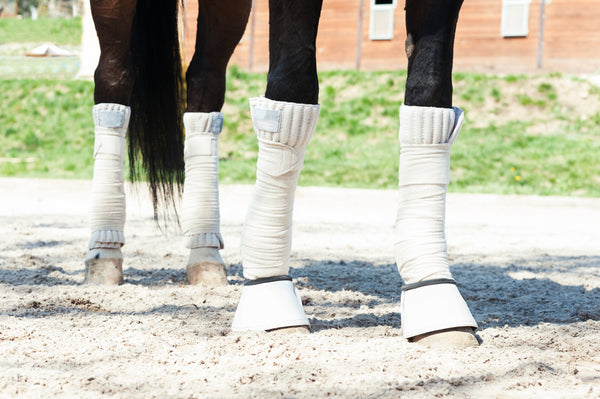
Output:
top-left (186, 247), bottom-right (228, 286)
top-left (410, 327), bottom-right (480, 348)
top-left (84, 248), bottom-right (124, 285)
top-left (267, 325), bottom-right (311, 335)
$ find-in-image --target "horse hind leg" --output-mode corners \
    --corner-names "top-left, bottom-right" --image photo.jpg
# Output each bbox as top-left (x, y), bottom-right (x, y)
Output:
top-left (84, 0), bottom-right (138, 284)
top-left (85, 102), bottom-right (130, 286)
top-left (181, 0), bottom-right (251, 286)
top-left (397, 0), bottom-right (478, 347)
top-left (181, 111), bottom-right (228, 287)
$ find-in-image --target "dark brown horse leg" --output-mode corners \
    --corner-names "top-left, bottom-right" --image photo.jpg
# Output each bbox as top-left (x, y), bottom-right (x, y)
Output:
top-left (404, 0), bottom-right (462, 108)
top-left (265, 0), bottom-right (323, 104)
top-left (84, 0), bottom-right (137, 285)
top-left (232, 0), bottom-right (323, 333)
top-left (182, 0), bottom-right (251, 286)
top-left (186, 0), bottom-right (252, 112)
top-left (91, 0), bottom-right (137, 105)
top-left (397, 0), bottom-right (479, 346)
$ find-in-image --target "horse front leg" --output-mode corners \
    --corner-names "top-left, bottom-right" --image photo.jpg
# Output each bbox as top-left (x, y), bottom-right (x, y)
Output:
top-left (396, 0), bottom-right (479, 346)
top-left (84, 0), bottom-right (138, 284)
top-left (181, 0), bottom-right (251, 286)
top-left (231, 0), bottom-right (323, 332)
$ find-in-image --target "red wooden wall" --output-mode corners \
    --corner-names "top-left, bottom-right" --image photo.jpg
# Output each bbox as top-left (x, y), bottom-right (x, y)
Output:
top-left (182, 0), bottom-right (600, 74)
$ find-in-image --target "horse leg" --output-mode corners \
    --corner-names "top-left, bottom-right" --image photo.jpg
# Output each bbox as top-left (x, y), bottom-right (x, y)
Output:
top-left (181, 0), bottom-right (251, 286)
top-left (396, 0), bottom-right (478, 346)
top-left (231, 0), bottom-right (323, 332)
top-left (84, 0), bottom-right (137, 284)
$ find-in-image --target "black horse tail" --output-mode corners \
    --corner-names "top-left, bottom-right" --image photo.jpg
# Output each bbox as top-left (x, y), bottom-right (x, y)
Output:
top-left (129, 0), bottom-right (185, 219)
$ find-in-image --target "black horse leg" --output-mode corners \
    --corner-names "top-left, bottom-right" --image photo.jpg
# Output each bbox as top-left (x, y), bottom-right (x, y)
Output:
top-left (231, 0), bottom-right (323, 332)
top-left (397, 0), bottom-right (479, 346)
top-left (186, 0), bottom-right (252, 112)
top-left (265, 0), bottom-right (323, 104)
top-left (91, 0), bottom-right (137, 105)
top-left (404, 0), bottom-right (462, 108)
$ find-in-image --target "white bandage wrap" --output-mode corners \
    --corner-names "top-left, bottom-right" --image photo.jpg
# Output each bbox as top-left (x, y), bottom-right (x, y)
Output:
top-left (395, 104), bottom-right (477, 338)
top-left (241, 97), bottom-right (320, 280)
top-left (396, 104), bottom-right (460, 283)
top-left (231, 277), bottom-right (310, 331)
top-left (88, 103), bottom-right (129, 250)
top-left (181, 112), bottom-right (224, 249)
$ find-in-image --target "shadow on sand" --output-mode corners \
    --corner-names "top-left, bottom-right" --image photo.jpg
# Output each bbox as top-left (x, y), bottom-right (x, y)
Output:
top-left (1, 254), bottom-right (599, 331)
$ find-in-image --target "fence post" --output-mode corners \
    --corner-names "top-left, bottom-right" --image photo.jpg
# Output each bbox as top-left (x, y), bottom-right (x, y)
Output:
top-left (248, 0), bottom-right (256, 72)
top-left (356, 0), bottom-right (364, 70)
top-left (537, 0), bottom-right (545, 70)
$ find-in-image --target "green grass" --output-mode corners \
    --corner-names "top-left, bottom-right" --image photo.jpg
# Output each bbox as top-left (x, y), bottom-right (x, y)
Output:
top-left (452, 121), bottom-right (600, 196)
top-left (0, 17), bottom-right (82, 45)
top-left (2, 67), bottom-right (600, 196)
top-left (0, 79), bottom-right (94, 178)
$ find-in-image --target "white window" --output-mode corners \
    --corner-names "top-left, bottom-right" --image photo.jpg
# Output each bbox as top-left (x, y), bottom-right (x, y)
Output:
top-left (369, 0), bottom-right (397, 41)
top-left (501, 0), bottom-right (531, 37)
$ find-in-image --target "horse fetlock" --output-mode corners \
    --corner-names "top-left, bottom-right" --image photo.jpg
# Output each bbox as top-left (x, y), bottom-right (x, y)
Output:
top-left (395, 105), bottom-right (462, 284)
top-left (84, 248), bottom-right (124, 285)
top-left (181, 113), bottom-right (223, 245)
top-left (186, 247), bottom-right (227, 287)
top-left (89, 104), bottom-right (128, 252)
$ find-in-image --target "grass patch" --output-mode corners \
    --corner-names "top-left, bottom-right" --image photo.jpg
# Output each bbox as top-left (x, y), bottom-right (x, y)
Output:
top-left (2, 68), bottom-right (600, 197)
top-left (0, 17), bottom-right (82, 45)
top-left (452, 121), bottom-right (600, 196)
top-left (0, 79), bottom-right (94, 178)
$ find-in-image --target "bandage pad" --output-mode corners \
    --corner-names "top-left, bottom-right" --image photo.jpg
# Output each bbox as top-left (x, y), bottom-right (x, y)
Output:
top-left (241, 97), bottom-right (319, 280)
top-left (395, 104), bottom-right (463, 284)
top-left (181, 112), bottom-right (224, 249)
top-left (88, 103), bottom-right (130, 250)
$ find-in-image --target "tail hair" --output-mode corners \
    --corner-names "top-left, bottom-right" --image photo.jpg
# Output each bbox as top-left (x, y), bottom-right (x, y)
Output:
top-left (129, 0), bottom-right (185, 220)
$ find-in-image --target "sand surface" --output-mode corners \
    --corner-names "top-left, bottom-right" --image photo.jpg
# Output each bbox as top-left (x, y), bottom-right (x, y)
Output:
top-left (1, 177), bottom-right (599, 398)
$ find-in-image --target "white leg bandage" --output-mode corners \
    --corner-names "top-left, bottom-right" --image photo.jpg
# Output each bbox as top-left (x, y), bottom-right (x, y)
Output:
top-left (233, 97), bottom-right (318, 332)
top-left (88, 103), bottom-right (129, 250)
top-left (396, 104), bottom-right (477, 338)
top-left (181, 112), bottom-right (224, 249)
top-left (241, 97), bottom-right (320, 280)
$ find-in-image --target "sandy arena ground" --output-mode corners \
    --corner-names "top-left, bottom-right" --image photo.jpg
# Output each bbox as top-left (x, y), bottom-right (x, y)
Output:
top-left (1, 177), bottom-right (599, 398)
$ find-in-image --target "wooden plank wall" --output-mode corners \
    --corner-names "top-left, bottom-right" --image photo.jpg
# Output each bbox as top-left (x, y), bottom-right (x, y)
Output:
top-left (183, 0), bottom-right (600, 74)
top-left (316, 0), bottom-right (360, 69)
top-left (454, 0), bottom-right (540, 72)
top-left (358, 1), bottom-right (406, 70)
top-left (543, 0), bottom-right (600, 72)
top-left (182, 0), bottom-right (197, 66)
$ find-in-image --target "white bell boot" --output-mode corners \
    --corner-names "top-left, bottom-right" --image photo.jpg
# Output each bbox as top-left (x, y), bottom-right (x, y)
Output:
top-left (395, 104), bottom-right (478, 340)
top-left (233, 97), bottom-right (319, 331)
top-left (181, 112), bottom-right (227, 286)
top-left (231, 276), bottom-right (310, 331)
top-left (84, 103), bottom-right (129, 285)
